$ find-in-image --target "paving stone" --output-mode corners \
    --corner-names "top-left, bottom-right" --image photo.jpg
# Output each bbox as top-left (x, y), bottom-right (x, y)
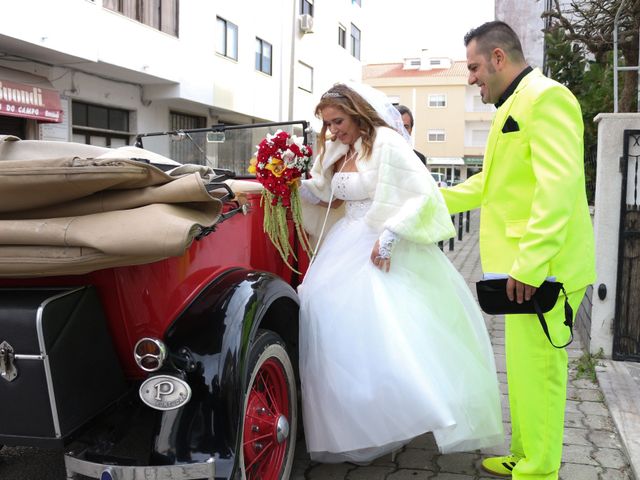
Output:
top-left (561, 444), bottom-right (598, 465)
top-left (589, 430), bottom-right (623, 449)
top-left (386, 469), bottom-right (434, 479)
top-left (567, 387), bottom-right (604, 402)
top-left (564, 411), bottom-right (586, 428)
top-left (579, 400), bottom-right (610, 416)
top-left (583, 413), bottom-right (616, 431)
top-left (565, 399), bottom-right (582, 413)
top-left (572, 378), bottom-right (600, 390)
top-left (345, 466), bottom-right (395, 480)
top-left (600, 467), bottom-right (635, 479)
top-left (559, 462), bottom-right (600, 480)
top-left (430, 474), bottom-right (475, 480)
top-left (307, 462), bottom-right (352, 479)
top-left (396, 448), bottom-right (436, 470)
top-left (563, 426), bottom-right (591, 446)
top-left (406, 433), bottom-right (438, 451)
top-left (494, 353), bottom-right (506, 373)
top-left (370, 452), bottom-right (397, 467)
top-left (593, 448), bottom-right (631, 469)
top-left (436, 452), bottom-right (477, 475)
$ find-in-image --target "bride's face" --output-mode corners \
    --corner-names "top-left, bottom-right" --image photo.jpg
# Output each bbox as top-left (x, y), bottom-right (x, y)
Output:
top-left (321, 106), bottom-right (360, 146)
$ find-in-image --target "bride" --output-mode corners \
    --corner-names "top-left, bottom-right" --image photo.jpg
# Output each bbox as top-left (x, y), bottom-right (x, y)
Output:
top-left (297, 82), bottom-right (504, 464)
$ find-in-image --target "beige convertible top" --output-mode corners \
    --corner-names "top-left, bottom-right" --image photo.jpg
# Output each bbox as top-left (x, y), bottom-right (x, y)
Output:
top-left (0, 136), bottom-right (228, 277)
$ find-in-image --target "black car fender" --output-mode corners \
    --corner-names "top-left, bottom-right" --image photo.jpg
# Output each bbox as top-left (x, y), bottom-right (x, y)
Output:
top-left (153, 268), bottom-right (299, 476)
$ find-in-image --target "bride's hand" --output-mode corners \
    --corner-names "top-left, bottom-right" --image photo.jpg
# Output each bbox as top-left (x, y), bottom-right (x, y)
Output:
top-left (370, 240), bottom-right (391, 272)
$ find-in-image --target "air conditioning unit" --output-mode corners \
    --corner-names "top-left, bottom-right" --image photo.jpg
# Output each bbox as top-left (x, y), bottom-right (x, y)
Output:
top-left (299, 14), bottom-right (314, 34)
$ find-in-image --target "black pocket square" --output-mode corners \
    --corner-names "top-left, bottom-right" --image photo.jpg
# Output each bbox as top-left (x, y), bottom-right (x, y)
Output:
top-left (502, 115), bottom-right (519, 133)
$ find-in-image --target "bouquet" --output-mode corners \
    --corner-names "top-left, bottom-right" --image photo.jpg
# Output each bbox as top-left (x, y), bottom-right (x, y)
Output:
top-left (248, 130), bottom-right (313, 272)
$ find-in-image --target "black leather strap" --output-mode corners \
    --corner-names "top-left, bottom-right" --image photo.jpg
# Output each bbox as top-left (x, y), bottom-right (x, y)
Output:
top-left (532, 286), bottom-right (574, 349)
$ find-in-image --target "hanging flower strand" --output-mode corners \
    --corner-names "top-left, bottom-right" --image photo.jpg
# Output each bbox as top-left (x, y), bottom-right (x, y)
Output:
top-left (248, 129), bottom-right (313, 272)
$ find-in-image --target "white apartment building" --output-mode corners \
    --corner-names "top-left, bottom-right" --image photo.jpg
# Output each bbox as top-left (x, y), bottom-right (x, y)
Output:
top-left (0, 0), bottom-right (365, 159)
top-left (364, 54), bottom-right (495, 184)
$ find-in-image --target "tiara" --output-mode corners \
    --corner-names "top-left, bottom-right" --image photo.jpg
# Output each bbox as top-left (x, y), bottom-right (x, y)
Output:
top-left (321, 91), bottom-right (344, 99)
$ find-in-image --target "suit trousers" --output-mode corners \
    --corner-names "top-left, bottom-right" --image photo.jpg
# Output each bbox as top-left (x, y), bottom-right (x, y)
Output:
top-left (505, 288), bottom-right (586, 479)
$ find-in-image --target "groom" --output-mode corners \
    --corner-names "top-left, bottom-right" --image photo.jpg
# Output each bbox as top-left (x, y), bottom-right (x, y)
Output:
top-left (441, 21), bottom-right (595, 479)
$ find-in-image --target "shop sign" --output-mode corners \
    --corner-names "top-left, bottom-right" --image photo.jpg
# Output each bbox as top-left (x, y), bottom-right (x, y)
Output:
top-left (0, 79), bottom-right (63, 123)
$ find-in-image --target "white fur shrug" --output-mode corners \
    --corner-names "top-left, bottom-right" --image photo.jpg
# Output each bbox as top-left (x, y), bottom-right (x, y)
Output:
top-left (301, 127), bottom-right (455, 245)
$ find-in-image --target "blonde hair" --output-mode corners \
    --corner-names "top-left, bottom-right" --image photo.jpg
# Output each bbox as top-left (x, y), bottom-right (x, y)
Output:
top-left (315, 83), bottom-right (390, 164)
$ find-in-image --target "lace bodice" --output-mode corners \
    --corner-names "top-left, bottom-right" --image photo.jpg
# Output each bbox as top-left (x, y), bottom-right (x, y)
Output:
top-left (331, 172), bottom-right (372, 219)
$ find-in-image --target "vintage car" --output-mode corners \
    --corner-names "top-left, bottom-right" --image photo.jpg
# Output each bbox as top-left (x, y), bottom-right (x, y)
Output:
top-left (0, 121), bottom-right (312, 480)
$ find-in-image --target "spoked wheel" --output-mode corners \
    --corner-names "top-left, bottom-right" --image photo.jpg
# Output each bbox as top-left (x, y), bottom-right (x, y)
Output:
top-left (239, 330), bottom-right (297, 480)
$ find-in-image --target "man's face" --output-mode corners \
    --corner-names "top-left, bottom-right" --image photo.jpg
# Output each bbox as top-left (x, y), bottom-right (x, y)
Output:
top-left (466, 39), bottom-right (501, 104)
top-left (401, 113), bottom-right (413, 135)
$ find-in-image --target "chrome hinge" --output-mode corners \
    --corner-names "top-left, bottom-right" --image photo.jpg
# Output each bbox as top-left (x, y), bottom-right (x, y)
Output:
top-left (0, 340), bottom-right (17, 382)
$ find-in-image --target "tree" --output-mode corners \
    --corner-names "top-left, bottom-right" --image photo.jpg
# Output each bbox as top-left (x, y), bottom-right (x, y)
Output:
top-left (542, 0), bottom-right (639, 113)
top-left (544, 27), bottom-right (614, 148)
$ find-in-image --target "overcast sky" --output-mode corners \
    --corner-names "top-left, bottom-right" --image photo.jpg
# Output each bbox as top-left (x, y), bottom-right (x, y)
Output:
top-left (362, 0), bottom-right (496, 64)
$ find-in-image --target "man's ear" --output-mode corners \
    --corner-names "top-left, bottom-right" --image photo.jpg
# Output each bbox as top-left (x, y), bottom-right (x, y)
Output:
top-left (492, 47), bottom-right (507, 69)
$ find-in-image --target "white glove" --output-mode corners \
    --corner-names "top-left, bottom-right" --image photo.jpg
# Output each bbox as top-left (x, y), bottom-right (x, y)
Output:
top-left (378, 229), bottom-right (398, 260)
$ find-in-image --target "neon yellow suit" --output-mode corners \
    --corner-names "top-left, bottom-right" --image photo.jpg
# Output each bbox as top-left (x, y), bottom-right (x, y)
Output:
top-left (441, 68), bottom-right (596, 479)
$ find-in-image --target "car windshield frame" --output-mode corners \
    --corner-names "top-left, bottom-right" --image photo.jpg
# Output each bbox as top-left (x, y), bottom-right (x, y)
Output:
top-left (134, 120), bottom-right (312, 178)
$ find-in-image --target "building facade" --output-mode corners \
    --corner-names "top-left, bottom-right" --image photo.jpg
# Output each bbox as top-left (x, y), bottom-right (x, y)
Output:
top-left (0, 0), bottom-right (365, 159)
top-left (363, 54), bottom-right (494, 184)
top-left (495, 0), bottom-right (549, 69)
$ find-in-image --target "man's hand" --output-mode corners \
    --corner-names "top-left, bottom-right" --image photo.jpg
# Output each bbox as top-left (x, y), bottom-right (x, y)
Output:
top-left (506, 276), bottom-right (537, 303)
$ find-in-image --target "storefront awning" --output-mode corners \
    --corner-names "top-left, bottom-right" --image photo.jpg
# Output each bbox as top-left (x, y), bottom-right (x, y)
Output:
top-left (426, 157), bottom-right (465, 166)
top-left (464, 156), bottom-right (484, 166)
top-left (0, 67), bottom-right (62, 123)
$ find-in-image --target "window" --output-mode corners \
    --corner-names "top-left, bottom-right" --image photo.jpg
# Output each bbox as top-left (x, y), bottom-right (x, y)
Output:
top-left (217, 16), bottom-right (238, 60)
top-left (72, 101), bottom-right (131, 147)
top-left (104, 0), bottom-right (179, 36)
top-left (338, 24), bottom-right (346, 48)
top-left (298, 62), bottom-right (313, 92)
top-left (255, 38), bottom-right (272, 75)
top-left (471, 129), bottom-right (489, 146)
top-left (428, 94), bottom-right (447, 108)
top-left (472, 95), bottom-right (494, 112)
top-left (300, 0), bottom-right (313, 15)
top-left (170, 112), bottom-right (207, 164)
top-left (350, 24), bottom-right (361, 60)
top-left (428, 129), bottom-right (446, 142)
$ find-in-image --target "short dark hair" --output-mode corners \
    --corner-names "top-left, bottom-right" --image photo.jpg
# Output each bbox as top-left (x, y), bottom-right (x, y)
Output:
top-left (464, 20), bottom-right (525, 63)
top-left (395, 105), bottom-right (413, 128)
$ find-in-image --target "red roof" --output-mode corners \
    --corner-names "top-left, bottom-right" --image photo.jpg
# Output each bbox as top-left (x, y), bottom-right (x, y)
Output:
top-left (363, 61), bottom-right (468, 79)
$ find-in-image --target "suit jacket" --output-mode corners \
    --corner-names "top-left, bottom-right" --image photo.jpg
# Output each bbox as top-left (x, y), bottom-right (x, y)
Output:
top-left (441, 69), bottom-right (595, 293)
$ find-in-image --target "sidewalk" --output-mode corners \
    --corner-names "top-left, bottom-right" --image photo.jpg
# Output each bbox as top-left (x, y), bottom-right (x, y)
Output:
top-left (292, 209), bottom-right (636, 480)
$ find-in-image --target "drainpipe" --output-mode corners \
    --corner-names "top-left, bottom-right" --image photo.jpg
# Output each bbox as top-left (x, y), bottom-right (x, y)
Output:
top-left (288, 0), bottom-right (297, 121)
top-left (613, 0), bottom-right (639, 113)
top-left (613, 0), bottom-right (624, 113)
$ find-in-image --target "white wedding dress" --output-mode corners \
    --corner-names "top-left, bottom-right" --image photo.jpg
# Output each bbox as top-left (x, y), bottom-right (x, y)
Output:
top-left (298, 171), bottom-right (503, 464)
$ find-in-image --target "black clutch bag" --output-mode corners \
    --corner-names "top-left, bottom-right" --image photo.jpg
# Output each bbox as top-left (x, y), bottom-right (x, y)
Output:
top-left (476, 278), bottom-right (573, 348)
